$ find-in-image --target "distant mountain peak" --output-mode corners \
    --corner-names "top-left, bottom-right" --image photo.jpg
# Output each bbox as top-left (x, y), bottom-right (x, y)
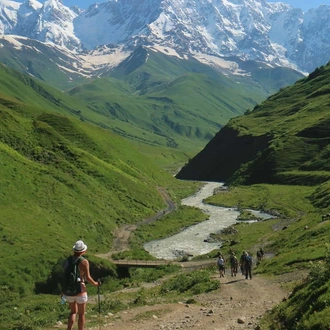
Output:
top-left (0, 0), bottom-right (330, 73)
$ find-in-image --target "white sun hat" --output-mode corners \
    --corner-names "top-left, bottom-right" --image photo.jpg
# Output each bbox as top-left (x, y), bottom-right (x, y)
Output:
top-left (73, 240), bottom-right (87, 252)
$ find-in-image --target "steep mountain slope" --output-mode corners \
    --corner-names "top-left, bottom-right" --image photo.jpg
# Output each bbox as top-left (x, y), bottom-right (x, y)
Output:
top-left (0, 0), bottom-right (81, 50)
top-left (0, 35), bottom-right (92, 90)
top-left (176, 62), bottom-right (330, 185)
top-left (0, 34), bottom-right (128, 91)
top-left (0, 63), bottom-right (197, 294)
top-left (0, 59), bottom-right (194, 156)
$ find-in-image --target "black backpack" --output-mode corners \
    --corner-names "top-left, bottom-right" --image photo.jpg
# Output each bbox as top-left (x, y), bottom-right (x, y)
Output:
top-left (61, 256), bottom-right (84, 296)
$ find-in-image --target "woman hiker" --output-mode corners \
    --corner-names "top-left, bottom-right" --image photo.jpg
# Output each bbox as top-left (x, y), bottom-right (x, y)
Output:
top-left (217, 253), bottom-right (226, 277)
top-left (62, 240), bottom-right (100, 330)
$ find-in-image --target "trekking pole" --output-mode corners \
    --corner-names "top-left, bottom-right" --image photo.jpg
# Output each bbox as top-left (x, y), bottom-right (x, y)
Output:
top-left (97, 280), bottom-right (101, 314)
top-left (97, 279), bottom-right (101, 330)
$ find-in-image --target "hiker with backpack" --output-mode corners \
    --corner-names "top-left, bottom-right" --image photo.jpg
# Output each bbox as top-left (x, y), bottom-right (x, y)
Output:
top-left (61, 240), bottom-right (100, 330)
top-left (244, 251), bottom-right (253, 280)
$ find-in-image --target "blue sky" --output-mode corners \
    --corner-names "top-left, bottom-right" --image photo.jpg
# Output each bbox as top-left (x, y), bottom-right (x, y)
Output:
top-left (267, 0), bottom-right (330, 12)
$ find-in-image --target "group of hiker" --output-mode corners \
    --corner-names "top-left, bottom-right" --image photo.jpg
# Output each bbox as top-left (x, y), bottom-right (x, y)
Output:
top-left (217, 248), bottom-right (264, 280)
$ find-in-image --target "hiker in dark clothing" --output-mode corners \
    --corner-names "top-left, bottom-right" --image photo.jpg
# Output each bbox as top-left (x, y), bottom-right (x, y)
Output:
top-left (229, 252), bottom-right (238, 276)
top-left (244, 252), bottom-right (253, 280)
top-left (239, 252), bottom-right (246, 276)
top-left (257, 248), bottom-right (264, 264)
top-left (257, 250), bottom-right (262, 264)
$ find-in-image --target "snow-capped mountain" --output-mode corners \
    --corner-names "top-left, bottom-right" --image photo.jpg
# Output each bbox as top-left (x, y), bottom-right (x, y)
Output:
top-left (0, 0), bottom-right (20, 33)
top-left (0, 0), bottom-right (330, 74)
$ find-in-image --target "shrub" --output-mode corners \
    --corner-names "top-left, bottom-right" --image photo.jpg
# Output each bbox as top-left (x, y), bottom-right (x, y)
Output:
top-left (160, 270), bottom-right (219, 294)
top-left (132, 288), bottom-right (147, 305)
top-left (308, 243), bottom-right (330, 287)
top-left (95, 297), bottom-right (128, 314)
top-left (264, 244), bottom-right (330, 329)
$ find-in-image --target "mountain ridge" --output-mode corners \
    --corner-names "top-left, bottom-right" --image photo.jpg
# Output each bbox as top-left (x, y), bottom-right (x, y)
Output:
top-left (0, 0), bottom-right (330, 76)
top-left (66, 45), bottom-right (303, 152)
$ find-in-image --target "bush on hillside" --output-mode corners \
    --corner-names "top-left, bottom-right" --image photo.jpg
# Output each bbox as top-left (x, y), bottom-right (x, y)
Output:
top-left (160, 269), bottom-right (219, 295)
top-left (264, 244), bottom-right (330, 329)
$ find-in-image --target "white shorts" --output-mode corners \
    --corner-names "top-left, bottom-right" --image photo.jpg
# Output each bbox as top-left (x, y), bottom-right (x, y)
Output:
top-left (65, 293), bottom-right (88, 304)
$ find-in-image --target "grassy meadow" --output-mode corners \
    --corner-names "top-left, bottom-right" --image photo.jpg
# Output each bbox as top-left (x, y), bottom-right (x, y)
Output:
top-left (205, 185), bottom-right (325, 272)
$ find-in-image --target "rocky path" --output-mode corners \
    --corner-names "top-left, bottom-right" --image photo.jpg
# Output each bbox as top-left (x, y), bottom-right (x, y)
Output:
top-left (91, 271), bottom-right (289, 330)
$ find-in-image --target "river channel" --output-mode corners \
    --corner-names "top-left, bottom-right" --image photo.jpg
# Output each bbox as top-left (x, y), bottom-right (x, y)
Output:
top-left (144, 181), bottom-right (274, 260)
top-left (144, 182), bottom-right (240, 260)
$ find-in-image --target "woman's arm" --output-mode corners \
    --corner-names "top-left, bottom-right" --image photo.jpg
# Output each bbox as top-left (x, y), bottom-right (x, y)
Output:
top-left (80, 259), bottom-right (99, 287)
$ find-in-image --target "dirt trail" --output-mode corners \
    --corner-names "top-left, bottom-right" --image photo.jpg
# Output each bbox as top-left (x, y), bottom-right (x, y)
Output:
top-left (90, 271), bottom-right (291, 330)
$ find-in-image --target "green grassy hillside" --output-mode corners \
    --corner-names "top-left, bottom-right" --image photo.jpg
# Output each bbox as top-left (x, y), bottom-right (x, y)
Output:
top-left (69, 47), bottom-right (303, 153)
top-left (0, 41), bottom-right (304, 157)
top-left (0, 62), bottom-right (201, 167)
top-left (0, 37), bottom-right (88, 91)
top-left (0, 45), bottom-right (315, 330)
top-left (68, 47), bottom-right (266, 152)
top-left (177, 62), bottom-right (330, 185)
top-left (228, 56), bottom-right (304, 94)
top-left (0, 64), bottom-right (201, 299)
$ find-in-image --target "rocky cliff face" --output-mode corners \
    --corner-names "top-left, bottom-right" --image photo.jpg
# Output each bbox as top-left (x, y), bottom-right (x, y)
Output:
top-left (176, 126), bottom-right (272, 183)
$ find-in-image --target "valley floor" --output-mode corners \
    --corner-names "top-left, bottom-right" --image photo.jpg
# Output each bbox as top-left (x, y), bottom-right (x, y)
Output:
top-left (82, 185), bottom-right (306, 330)
top-left (87, 270), bottom-right (301, 330)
